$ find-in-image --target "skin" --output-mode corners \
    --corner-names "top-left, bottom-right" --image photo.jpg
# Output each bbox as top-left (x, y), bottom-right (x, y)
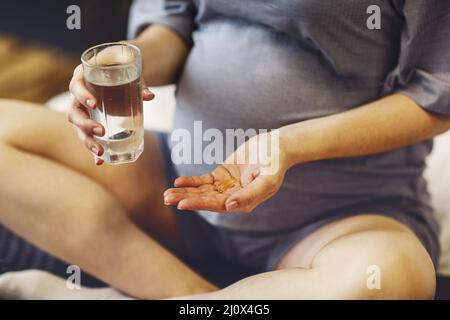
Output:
top-left (0, 24), bottom-right (448, 299)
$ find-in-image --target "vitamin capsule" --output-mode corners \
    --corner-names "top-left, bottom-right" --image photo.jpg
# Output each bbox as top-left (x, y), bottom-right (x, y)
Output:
top-left (215, 177), bottom-right (238, 193)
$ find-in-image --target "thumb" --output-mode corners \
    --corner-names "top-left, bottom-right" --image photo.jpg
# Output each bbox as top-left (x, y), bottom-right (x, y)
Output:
top-left (141, 81), bottom-right (155, 101)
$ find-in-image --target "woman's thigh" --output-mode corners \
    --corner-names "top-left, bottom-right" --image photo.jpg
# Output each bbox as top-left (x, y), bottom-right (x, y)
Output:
top-left (277, 214), bottom-right (436, 299)
top-left (277, 214), bottom-right (415, 269)
top-left (0, 99), bottom-right (177, 246)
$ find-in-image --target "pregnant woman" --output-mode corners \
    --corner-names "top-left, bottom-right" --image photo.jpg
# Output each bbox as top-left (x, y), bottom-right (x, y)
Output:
top-left (1, 0), bottom-right (450, 299)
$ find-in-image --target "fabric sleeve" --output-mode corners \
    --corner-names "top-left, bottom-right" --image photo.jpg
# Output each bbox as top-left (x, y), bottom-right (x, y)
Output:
top-left (385, 0), bottom-right (450, 115)
top-left (127, 0), bottom-right (196, 45)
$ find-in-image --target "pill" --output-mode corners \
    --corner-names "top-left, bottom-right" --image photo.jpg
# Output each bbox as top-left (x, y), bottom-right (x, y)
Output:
top-left (215, 177), bottom-right (238, 193)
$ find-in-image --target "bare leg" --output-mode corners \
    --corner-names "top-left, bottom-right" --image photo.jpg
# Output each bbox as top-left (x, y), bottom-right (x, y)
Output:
top-left (0, 99), bottom-right (176, 245)
top-left (0, 100), bottom-right (216, 299)
top-left (176, 215), bottom-right (436, 299)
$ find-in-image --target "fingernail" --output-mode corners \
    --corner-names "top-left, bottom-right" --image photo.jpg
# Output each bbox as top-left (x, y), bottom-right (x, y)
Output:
top-left (86, 99), bottom-right (95, 108)
top-left (143, 88), bottom-right (150, 95)
top-left (226, 201), bottom-right (238, 211)
top-left (93, 127), bottom-right (103, 136)
top-left (91, 145), bottom-right (99, 155)
top-left (177, 204), bottom-right (184, 210)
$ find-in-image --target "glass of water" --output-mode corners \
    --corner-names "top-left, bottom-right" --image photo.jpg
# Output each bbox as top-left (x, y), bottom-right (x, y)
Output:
top-left (81, 42), bottom-right (144, 164)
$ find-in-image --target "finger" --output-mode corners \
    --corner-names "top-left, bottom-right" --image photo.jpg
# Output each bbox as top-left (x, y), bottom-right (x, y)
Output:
top-left (70, 115), bottom-right (104, 158)
top-left (68, 103), bottom-right (105, 137)
top-left (94, 156), bottom-right (104, 166)
top-left (164, 192), bottom-right (191, 205)
top-left (224, 177), bottom-right (276, 212)
top-left (174, 173), bottom-right (214, 187)
top-left (240, 166), bottom-right (261, 187)
top-left (69, 65), bottom-right (97, 109)
top-left (163, 184), bottom-right (215, 197)
top-left (164, 187), bottom-right (200, 197)
top-left (83, 135), bottom-right (104, 158)
top-left (164, 185), bottom-right (217, 205)
top-left (252, 169), bottom-right (261, 179)
top-left (177, 194), bottom-right (228, 212)
top-left (69, 98), bottom-right (90, 117)
top-left (141, 81), bottom-right (155, 101)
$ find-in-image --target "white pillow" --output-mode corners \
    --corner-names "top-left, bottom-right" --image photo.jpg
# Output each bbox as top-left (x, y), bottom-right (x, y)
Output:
top-left (424, 131), bottom-right (450, 276)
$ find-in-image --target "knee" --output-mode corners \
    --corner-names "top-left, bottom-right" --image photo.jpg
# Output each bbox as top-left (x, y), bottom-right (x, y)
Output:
top-left (348, 233), bottom-right (436, 300)
top-left (0, 99), bottom-right (42, 143)
top-left (311, 229), bottom-right (436, 300)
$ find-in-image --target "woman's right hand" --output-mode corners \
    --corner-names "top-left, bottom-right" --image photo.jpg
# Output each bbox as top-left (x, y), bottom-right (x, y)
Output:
top-left (68, 63), bottom-right (154, 165)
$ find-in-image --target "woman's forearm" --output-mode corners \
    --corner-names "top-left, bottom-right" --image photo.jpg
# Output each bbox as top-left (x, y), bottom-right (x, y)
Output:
top-left (132, 25), bottom-right (190, 86)
top-left (281, 93), bottom-right (450, 168)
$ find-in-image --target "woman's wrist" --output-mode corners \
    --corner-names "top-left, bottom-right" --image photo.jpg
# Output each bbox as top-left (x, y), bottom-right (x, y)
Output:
top-left (279, 121), bottom-right (321, 169)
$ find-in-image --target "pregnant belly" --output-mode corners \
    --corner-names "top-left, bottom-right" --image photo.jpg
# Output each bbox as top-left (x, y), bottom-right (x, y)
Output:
top-left (175, 20), bottom-right (381, 131)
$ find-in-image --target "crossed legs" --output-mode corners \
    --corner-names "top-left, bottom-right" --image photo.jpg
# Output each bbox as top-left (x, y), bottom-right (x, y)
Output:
top-left (0, 100), bottom-right (436, 299)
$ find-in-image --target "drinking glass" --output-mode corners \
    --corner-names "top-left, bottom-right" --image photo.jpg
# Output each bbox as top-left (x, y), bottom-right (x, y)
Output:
top-left (81, 42), bottom-right (144, 164)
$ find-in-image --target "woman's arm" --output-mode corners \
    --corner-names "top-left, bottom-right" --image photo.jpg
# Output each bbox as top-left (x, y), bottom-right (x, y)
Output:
top-left (132, 25), bottom-right (190, 86)
top-left (164, 94), bottom-right (450, 212)
top-left (281, 93), bottom-right (450, 168)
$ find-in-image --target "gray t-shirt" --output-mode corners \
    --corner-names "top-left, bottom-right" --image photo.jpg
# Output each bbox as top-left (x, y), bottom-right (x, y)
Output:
top-left (129, 0), bottom-right (450, 232)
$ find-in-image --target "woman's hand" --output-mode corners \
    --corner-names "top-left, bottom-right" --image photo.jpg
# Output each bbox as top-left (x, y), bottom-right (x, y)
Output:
top-left (67, 46), bottom-right (154, 165)
top-left (164, 131), bottom-right (290, 213)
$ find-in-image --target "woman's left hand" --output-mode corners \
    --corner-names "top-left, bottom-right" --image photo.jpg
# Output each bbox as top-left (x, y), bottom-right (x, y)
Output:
top-left (164, 131), bottom-right (289, 213)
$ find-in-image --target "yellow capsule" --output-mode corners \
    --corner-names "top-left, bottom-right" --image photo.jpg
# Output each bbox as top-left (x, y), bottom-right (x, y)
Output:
top-left (215, 177), bottom-right (238, 193)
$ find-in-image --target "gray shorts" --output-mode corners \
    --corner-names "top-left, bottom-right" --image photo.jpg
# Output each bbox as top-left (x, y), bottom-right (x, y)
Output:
top-left (160, 134), bottom-right (440, 285)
